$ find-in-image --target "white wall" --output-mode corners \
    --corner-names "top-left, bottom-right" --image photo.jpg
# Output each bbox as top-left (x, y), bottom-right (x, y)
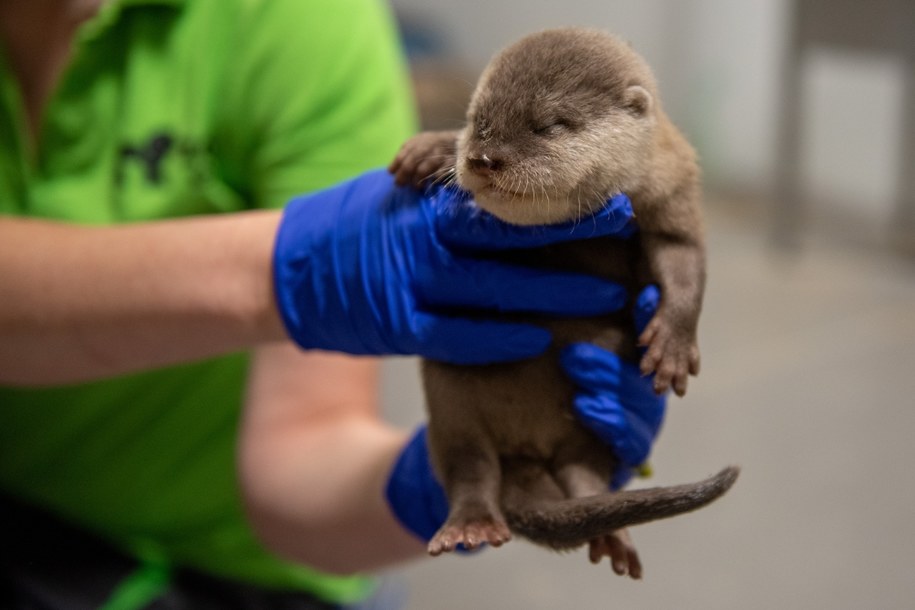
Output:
top-left (801, 49), bottom-right (905, 223)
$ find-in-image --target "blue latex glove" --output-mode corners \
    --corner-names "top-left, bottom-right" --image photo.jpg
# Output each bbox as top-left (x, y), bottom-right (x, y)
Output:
top-left (273, 169), bottom-right (635, 365)
top-left (561, 285), bottom-right (668, 489)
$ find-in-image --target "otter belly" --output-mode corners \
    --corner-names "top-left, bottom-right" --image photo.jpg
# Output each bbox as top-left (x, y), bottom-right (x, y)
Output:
top-left (423, 354), bottom-right (579, 460)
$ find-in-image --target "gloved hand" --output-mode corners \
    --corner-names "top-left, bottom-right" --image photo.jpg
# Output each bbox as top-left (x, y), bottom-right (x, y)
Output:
top-left (560, 285), bottom-right (668, 489)
top-left (273, 169), bottom-right (635, 365)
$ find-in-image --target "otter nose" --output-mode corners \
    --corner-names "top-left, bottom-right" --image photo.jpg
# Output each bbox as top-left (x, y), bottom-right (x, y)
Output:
top-left (467, 154), bottom-right (503, 176)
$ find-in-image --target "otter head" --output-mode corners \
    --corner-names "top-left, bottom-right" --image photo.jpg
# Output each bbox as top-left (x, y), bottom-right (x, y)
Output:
top-left (456, 28), bottom-right (658, 226)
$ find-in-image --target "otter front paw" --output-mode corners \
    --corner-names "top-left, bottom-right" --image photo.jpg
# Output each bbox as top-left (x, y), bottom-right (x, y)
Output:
top-left (588, 528), bottom-right (643, 579)
top-left (428, 515), bottom-right (512, 556)
top-left (638, 316), bottom-right (700, 397)
top-left (388, 130), bottom-right (459, 188)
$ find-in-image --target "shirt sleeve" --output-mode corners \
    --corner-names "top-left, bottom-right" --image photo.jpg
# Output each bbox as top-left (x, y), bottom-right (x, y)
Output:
top-left (216, 0), bottom-right (418, 209)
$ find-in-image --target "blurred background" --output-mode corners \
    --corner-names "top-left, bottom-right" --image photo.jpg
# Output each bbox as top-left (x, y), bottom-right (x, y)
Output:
top-left (377, 1), bottom-right (915, 608)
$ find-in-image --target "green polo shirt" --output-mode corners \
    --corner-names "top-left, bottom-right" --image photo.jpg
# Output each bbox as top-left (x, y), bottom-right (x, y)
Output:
top-left (0, 0), bottom-right (415, 606)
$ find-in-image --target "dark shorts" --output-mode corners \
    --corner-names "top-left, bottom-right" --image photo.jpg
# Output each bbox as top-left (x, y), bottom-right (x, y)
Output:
top-left (0, 493), bottom-right (341, 610)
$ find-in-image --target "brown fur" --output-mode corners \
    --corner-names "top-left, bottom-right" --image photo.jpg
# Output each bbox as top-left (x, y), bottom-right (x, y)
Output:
top-left (389, 28), bottom-right (735, 577)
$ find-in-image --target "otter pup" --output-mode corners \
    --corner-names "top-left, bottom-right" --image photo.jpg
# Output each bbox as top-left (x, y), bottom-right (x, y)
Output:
top-left (389, 28), bottom-right (734, 577)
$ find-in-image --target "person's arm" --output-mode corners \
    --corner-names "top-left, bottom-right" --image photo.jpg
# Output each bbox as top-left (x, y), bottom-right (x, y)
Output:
top-left (238, 344), bottom-right (423, 574)
top-left (1, 173), bottom-right (636, 388)
top-left (0, 212), bottom-right (286, 386)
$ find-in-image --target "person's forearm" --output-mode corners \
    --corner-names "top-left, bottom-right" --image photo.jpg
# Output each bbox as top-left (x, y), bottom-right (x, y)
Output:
top-left (0, 212), bottom-right (287, 386)
top-left (239, 344), bottom-right (425, 574)
top-left (240, 415), bottom-right (425, 574)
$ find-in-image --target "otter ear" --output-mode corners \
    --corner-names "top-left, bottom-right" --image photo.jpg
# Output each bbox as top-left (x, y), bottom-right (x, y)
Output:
top-left (623, 85), bottom-right (652, 117)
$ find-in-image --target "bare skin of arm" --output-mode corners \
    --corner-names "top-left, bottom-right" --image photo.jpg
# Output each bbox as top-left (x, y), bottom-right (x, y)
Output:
top-left (0, 213), bottom-right (287, 385)
top-left (239, 344), bottom-right (425, 574)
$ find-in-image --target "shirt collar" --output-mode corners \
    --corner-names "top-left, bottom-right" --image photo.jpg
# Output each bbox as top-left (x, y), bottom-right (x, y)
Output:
top-left (78, 0), bottom-right (185, 43)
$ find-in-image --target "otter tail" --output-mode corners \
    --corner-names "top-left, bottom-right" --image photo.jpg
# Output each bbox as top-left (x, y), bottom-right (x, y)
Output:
top-left (502, 466), bottom-right (740, 550)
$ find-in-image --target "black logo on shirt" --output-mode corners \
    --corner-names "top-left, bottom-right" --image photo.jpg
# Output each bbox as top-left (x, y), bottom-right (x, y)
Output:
top-left (117, 132), bottom-right (174, 185)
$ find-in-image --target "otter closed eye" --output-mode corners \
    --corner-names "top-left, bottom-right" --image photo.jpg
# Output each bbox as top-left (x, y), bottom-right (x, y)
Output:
top-left (532, 121), bottom-right (570, 136)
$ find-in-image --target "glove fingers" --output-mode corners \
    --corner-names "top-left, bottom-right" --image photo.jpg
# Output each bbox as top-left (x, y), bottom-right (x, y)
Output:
top-left (412, 312), bottom-right (552, 364)
top-left (633, 284), bottom-right (661, 335)
top-left (617, 416), bottom-right (654, 465)
top-left (560, 343), bottom-right (631, 390)
top-left (574, 388), bottom-right (660, 464)
top-left (573, 395), bottom-right (628, 447)
top-left (434, 191), bottom-right (634, 251)
top-left (562, 344), bottom-right (664, 401)
top-left (576, 396), bottom-right (648, 466)
top-left (424, 258), bottom-right (627, 316)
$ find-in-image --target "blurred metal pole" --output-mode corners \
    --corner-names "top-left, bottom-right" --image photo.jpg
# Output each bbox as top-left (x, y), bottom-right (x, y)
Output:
top-left (893, 35), bottom-right (915, 255)
top-left (771, 0), bottom-right (804, 252)
top-left (773, 0), bottom-right (915, 256)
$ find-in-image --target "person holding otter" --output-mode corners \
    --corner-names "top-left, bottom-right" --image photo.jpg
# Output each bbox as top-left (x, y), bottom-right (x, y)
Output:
top-left (0, 0), bottom-right (667, 607)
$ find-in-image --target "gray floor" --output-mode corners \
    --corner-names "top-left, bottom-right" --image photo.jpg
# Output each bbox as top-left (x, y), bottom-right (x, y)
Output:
top-left (378, 203), bottom-right (915, 610)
